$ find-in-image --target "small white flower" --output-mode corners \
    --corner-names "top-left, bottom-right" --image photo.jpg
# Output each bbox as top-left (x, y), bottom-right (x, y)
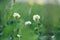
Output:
top-left (13, 12), bottom-right (21, 18)
top-left (17, 34), bottom-right (21, 38)
top-left (25, 21), bottom-right (31, 25)
top-left (33, 15), bottom-right (40, 21)
top-left (51, 35), bottom-right (55, 38)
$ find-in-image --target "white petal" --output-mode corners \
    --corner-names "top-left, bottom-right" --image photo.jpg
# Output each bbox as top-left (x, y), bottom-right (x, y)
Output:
top-left (17, 34), bottom-right (21, 37)
top-left (13, 12), bottom-right (21, 18)
top-left (25, 21), bottom-right (31, 25)
top-left (33, 15), bottom-right (40, 21)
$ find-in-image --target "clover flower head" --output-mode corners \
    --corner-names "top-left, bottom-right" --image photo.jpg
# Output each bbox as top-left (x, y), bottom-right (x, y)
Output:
top-left (17, 34), bottom-right (21, 38)
top-left (25, 21), bottom-right (32, 25)
top-left (13, 12), bottom-right (21, 18)
top-left (33, 14), bottom-right (40, 21)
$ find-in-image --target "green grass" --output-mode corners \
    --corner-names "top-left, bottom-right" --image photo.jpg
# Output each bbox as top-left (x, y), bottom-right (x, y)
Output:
top-left (0, 2), bottom-right (60, 40)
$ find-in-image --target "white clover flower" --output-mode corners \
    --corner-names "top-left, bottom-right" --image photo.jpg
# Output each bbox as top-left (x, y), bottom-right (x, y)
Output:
top-left (17, 34), bottom-right (21, 38)
top-left (13, 12), bottom-right (21, 18)
top-left (25, 21), bottom-right (32, 25)
top-left (51, 35), bottom-right (55, 38)
top-left (33, 15), bottom-right (40, 21)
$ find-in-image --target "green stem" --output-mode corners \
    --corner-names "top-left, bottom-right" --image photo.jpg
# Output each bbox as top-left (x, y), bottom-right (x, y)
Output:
top-left (28, 7), bottom-right (32, 20)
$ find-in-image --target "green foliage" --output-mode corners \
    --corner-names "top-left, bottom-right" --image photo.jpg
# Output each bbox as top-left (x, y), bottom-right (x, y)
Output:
top-left (0, 1), bottom-right (60, 40)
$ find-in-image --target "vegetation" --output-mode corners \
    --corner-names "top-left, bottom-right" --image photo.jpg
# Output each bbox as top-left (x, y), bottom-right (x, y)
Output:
top-left (0, 0), bottom-right (60, 40)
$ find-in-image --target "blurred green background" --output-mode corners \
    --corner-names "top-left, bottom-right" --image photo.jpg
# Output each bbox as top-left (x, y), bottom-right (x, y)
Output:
top-left (0, 0), bottom-right (60, 40)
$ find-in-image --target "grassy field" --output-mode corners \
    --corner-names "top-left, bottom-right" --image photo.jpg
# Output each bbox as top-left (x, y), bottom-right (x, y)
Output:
top-left (0, 2), bottom-right (60, 40)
